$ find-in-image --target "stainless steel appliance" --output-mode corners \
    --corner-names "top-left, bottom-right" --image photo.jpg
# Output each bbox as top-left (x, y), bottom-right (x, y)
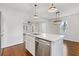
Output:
top-left (35, 38), bottom-right (51, 56)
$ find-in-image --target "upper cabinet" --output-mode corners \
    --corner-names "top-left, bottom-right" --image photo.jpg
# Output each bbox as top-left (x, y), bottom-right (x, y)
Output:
top-left (23, 21), bottom-right (40, 34)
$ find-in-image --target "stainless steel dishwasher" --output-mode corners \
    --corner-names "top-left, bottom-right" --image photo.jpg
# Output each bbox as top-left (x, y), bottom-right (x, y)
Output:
top-left (35, 38), bottom-right (51, 56)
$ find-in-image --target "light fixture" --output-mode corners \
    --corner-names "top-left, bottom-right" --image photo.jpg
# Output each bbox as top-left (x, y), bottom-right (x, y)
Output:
top-left (48, 3), bottom-right (58, 13)
top-left (53, 11), bottom-right (62, 24)
top-left (33, 4), bottom-right (38, 18)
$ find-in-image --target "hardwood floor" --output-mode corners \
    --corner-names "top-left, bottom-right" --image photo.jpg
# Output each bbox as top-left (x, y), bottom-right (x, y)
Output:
top-left (2, 40), bottom-right (79, 56)
top-left (2, 43), bottom-right (32, 56)
top-left (64, 40), bottom-right (79, 56)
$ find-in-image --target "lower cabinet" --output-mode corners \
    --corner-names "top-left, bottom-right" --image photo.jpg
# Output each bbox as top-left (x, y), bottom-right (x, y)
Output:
top-left (25, 35), bottom-right (35, 56)
top-left (24, 34), bottom-right (63, 56)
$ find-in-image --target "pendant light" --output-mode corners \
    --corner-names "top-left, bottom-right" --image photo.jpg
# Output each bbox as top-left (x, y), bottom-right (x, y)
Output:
top-left (34, 4), bottom-right (38, 18)
top-left (48, 3), bottom-right (58, 13)
top-left (53, 11), bottom-right (62, 24)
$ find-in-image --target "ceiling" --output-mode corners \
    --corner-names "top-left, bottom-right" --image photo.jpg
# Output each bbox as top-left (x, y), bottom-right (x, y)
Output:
top-left (0, 3), bottom-right (79, 20)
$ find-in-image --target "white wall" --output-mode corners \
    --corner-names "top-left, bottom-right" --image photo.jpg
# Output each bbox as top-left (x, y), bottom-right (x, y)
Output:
top-left (64, 13), bottom-right (79, 42)
top-left (40, 12), bottom-right (79, 42)
top-left (46, 21), bottom-right (60, 34)
top-left (0, 5), bottom-right (27, 48)
top-left (37, 21), bottom-right (60, 34)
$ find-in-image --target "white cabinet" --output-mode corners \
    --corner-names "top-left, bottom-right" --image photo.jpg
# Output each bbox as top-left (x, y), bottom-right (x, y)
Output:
top-left (24, 33), bottom-right (64, 56)
top-left (29, 36), bottom-right (35, 55)
top-left (51, 39), bottom-right (63, 56)
top-left (25, 35), bottom-right (30, 51)
top-left (25, 35), bottom-right (35, 56)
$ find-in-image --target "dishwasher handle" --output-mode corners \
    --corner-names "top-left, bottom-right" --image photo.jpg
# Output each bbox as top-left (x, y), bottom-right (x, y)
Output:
top-left (35, 39), bottom-right (51, 46)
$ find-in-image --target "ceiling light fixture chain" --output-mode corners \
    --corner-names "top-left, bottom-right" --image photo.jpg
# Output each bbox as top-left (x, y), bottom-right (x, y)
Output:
top-left (34, 4), bottom-right (38, 18)
top-left (56, 11), bottom-right (60, 20)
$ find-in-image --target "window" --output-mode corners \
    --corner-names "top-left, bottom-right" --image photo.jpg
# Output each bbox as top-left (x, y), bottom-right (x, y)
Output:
top-left (60, 21), bottom-right (67, 34)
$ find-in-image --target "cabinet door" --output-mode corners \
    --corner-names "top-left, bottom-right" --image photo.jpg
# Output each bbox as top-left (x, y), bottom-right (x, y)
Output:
top-left (25, 35), bottom-right (35, 56)
top-left (29, 36), bottom-right (35, 55)
top-left (25, 35), bottom-right (30, 51)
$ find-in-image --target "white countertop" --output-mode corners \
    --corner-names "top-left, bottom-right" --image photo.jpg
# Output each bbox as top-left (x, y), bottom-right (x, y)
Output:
top-left (25, 33), bottom-right (64, 42)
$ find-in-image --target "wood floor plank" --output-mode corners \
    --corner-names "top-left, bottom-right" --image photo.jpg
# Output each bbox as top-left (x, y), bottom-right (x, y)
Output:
top-left (64, 40), bottom-right (79, 56)
top-left (2, 43), bottom-right (32, 56)
top-left (2, 40), bottom-right (79, 56)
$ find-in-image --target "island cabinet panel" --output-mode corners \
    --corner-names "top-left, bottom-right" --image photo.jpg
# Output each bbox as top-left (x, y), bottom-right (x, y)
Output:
top-left (24, 33), bottom-right (64, 56)
top-left (25, 35), bottom-right (35, 56)
top-left (51, 39), bottom-right (63, 56)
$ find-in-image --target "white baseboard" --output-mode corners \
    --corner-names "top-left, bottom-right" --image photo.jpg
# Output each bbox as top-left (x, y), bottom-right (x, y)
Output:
top-left (2, 41), bottom-right (23, 48)
top-left (64, 34), bottom-right (79, 42)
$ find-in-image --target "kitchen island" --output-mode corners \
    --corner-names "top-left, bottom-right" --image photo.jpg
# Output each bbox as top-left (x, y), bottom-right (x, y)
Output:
top-left (24, 33), bottom-right (64, 56)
